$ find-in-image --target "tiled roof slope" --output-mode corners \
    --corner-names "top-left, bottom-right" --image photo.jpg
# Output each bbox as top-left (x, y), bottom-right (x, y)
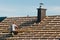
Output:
top-left (0, 16), bottom-right (60, 40)
top-left (0, 16), bottom-right (37, 32)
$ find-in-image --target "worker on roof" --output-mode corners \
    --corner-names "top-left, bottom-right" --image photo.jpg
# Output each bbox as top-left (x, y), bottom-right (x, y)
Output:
top-left (10, 21), bottom-right (18, 35)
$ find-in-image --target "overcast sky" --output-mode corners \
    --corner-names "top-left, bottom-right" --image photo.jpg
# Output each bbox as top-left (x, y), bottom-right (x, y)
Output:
top-left (0, 0), bottom-right (60, 17)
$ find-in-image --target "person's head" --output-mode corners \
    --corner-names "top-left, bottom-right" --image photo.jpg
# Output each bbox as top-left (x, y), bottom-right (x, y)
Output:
top-left (12, 21), bottom-right (16, 24)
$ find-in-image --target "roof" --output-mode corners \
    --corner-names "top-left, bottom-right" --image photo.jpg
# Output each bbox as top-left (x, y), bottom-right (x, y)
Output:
top-left (0, 15), bottom-right (60, 39)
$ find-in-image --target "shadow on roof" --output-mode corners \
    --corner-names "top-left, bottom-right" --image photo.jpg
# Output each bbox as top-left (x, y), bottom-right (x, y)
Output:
top-left (0, 17), bottom-right (7, 22)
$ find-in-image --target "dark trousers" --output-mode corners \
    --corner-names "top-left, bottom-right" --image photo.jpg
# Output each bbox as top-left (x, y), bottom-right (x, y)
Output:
top-left (11, 31), bottom-right (18, 35)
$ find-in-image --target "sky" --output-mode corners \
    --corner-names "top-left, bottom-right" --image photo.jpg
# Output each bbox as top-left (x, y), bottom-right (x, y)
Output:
top-left (0, 0), bottom-right (60, 17)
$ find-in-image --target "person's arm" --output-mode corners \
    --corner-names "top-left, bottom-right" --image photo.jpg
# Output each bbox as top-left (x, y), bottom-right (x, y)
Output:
top-left (15, 25), bottom-right (18, 29)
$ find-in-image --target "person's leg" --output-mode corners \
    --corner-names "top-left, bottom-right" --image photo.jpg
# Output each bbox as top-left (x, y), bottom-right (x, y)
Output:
top-left (11, 31), bottom-right (15, 36)
top-left (10, 31), bottom-right (14, 37)
top-left (12, 31), bottom-right (16, 35)
top-left (11, 31), bottom-right (18, 35)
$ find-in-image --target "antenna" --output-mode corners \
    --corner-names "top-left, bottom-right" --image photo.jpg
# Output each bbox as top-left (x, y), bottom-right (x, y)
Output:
top-left (39, 0), bottom-right (44, 8)
top-left (40, 3), bottom-right (44, 8)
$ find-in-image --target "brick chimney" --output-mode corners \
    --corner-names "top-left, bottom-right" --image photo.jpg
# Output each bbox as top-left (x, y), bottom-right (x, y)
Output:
top-left (37, 3), bottom-right (46, 22)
